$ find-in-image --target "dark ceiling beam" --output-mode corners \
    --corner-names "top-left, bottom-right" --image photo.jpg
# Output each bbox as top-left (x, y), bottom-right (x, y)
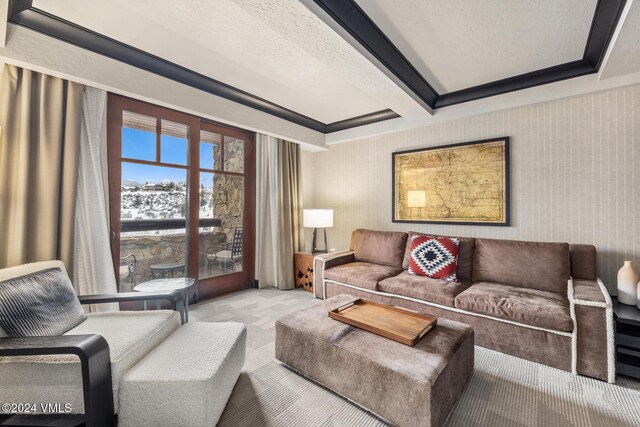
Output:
top-left (310, 0), bottom-right (438, 109)
top-left (583, 0), bottom-right (627, 69)
top-left (309, 0), bottom-right (628, 110)
top-left (7, 0), bottom-right (30, 16)
top-left (8, 4), bottom-right (326, 133)
top-left (435, 60), bottom-right (595, 109)
top-left (325, 109), bottom-right (399, 133)
top-left (10, 0), bottom-right (626, 131)
top-left (7, 0), bottom-right (397, 134)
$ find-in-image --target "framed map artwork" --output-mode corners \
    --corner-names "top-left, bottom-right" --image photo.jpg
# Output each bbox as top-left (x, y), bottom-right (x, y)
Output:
top-left (392, 137), bottom-right (510, 225)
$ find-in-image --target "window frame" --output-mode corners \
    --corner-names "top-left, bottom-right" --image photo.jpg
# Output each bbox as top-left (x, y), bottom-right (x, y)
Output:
top-left (107, 94), bottom-right (256, 299)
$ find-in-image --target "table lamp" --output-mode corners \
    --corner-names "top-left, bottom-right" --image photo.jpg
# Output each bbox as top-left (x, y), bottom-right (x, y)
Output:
top-left (303, 209), bottom-right (333, 254)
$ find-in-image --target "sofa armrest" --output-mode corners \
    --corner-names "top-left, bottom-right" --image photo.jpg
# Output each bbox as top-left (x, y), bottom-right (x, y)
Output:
top-left (0, 334), bottom-right (114, 426)
top-left (573, 278), bottom-right (611, 306)
top-left (569, 278), bottom-right (614, 382)
top-left (313, 251), bottom-right (354, 299)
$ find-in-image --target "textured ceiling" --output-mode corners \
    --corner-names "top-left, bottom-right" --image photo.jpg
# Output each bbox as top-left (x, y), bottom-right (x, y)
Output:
top-left (24, 0), bottom-right (640, 142)
top-left (355, 0), bottom-right (598, 94)
top-left (32, 0), bottom-right (423, 124)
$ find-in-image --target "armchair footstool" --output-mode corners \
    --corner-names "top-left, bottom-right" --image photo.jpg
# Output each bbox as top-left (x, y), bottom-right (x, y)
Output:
top-left (118, 322), bottom-right (246, 427)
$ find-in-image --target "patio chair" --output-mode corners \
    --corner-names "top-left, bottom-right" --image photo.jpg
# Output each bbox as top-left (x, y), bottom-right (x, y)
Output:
top-left (206, 227), bottom-right (243, 274)
top-left (0, 260), bottom-right (245, 427)
top-left (119, 254), bottom-right (137, 291)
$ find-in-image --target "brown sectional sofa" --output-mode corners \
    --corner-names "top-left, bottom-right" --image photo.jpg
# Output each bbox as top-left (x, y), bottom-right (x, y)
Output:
top-left (314, 229), bottom-right (614, 382)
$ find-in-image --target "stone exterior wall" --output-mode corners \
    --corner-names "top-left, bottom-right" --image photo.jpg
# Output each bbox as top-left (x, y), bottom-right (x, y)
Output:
top-left (212, 174), bottom-right (243, 241)
top-left (224, 138), bottom-right (244, 173)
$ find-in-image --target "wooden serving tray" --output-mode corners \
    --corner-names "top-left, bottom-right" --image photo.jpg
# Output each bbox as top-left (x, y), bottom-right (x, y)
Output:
top-left (329, 299), bottom-right (437, 347)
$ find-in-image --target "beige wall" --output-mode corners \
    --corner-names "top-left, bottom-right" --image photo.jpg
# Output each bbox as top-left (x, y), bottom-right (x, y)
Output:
top-left (301, 84), bottom-right (640, 293)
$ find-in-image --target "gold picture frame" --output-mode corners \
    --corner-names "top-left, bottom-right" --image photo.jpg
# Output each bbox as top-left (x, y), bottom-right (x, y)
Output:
top-left (392, 137), bottom-right (510, 225)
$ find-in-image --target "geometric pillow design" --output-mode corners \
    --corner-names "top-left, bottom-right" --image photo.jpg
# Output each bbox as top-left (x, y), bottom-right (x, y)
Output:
top-left (408, 235), bottom-right (460, 282)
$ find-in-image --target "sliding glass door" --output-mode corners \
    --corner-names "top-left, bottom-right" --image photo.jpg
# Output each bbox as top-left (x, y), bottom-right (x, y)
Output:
top-left (107, 94), bottom-right (255, 300)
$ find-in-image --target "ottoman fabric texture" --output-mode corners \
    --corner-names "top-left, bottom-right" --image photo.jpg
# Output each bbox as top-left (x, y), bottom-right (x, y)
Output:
top-left (275, 295), bottom-right (474, 427)
top-left (118, 322), bottom-right (246, 427)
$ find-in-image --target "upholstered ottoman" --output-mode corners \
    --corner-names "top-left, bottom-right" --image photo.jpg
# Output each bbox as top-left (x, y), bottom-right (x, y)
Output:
top-left (275, 295), bottom-right (474, 427)
top-left (118, 322), bottom-right (246, 427)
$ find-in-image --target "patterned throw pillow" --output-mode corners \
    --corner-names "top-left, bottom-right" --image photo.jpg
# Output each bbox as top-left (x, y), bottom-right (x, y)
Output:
top-left (0, 267), bottom-right (87, 337)
top-left (408, 235), bottom-right (460, 282)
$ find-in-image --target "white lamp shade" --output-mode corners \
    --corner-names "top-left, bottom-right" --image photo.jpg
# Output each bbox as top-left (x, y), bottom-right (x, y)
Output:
top-left (303, 209), bottom-right (333, 228)
top-left (407, 191), bottom-right (426, 208)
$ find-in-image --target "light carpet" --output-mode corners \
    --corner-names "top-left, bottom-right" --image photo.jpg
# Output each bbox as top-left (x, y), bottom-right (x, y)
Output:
top-left (189, 287), bottom-right (640, 427)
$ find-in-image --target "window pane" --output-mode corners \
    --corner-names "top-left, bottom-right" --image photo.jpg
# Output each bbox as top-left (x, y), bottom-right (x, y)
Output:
top-left (120, 229), bottom-right (186, 291)
top-left (120, 162), bottom-right (188, 290)
top-left (161, 120), bottom-right (188, 166)
top-left (200, 130), bottom-right (221, 170)
top-left (224, 136), bottom-right (244, 173)
top-left (199, 173), bottom-right (244, 279)
top-left (199, 172), bottom-right (214, 218)
top-left (121, 163), bottom-right (187, 220)
top-left (122, 110), bottom-right (156, 161)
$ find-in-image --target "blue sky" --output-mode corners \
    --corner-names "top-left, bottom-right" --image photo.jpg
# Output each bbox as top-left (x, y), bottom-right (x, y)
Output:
top-left (122, 128), bottom-right (215, 188)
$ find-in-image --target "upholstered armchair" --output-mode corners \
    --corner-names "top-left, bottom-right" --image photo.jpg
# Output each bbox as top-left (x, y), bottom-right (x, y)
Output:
top-left (0, 260), bottom-right (185, 426)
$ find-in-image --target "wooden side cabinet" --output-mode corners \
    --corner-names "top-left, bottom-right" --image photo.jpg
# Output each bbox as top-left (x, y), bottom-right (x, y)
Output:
top-left (293, 252), bottom-right (315, 293)
top-left (612, 297), bottom-right (640, 379)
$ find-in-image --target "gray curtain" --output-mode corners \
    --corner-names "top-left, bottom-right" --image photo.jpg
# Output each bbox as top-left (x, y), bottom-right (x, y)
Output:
top-left (255, 134), bottom-right (302, 289)
top-left (279, 138), bottom-right (303, 254)
top-left (0, 65), bottom-right (85, 275)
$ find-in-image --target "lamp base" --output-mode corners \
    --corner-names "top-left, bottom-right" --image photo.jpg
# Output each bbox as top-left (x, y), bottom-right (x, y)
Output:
top-left (311, 228), bottom-right (328, 254)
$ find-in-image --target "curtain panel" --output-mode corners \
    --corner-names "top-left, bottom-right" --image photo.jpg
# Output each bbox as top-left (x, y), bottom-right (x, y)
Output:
top-left (255, 135), bottom-right (302, 289)
top-left (73, 87), bottom-right (118, 311)
top-left (0, 65), bottom-right (84, 274)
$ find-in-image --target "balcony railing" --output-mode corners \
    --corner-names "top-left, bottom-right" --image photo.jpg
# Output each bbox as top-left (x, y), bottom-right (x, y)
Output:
top-left (121, 218), bottom-right (221, 232)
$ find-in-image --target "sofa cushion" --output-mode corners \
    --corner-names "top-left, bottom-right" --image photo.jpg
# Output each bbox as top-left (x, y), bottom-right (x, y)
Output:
top-left (402, 232), bottom-right (475, 281)
top-left (472, 238), bottom-right (570, 295)
top-left (408, 235), bottom-right (460, 282)
top-left (454, 282), bottom-right (573, 332)
top-left (0, 310), bottom-right (181, 414)
top-left (349, 229), bottom-right (408, 268)
top-left (324, 262), bottom-right (403, 291)
top-left (378, 271), bottom-right (472, 307)
top-left (570, 244), bottom-right (597, 281)
top-left (0, 267), bottom-right (87, 337)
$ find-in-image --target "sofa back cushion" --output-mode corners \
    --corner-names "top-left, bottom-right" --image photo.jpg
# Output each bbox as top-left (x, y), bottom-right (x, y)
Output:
top-left (472, 238), bottom-right (570, 295)
top-left (402, 232), bottom-right (475, 281)
top-left (349, 229), bottom-right (408, 268)
top-left (569, 244), bottom-right (597, 280)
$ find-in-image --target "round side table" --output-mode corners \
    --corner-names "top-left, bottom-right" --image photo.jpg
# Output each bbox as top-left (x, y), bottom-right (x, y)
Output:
top-left (134, 278), bottom-right (195, 323)
top-left (149, 262), bottom-right (185, 279)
